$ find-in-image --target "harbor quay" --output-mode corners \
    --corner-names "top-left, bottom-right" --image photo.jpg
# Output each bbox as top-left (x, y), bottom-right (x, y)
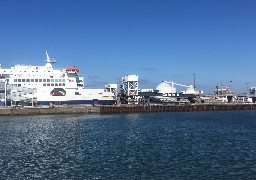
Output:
top-left (0, 104), bottom-right (256, 116)
top-left (0, 105), bottom-right (100, 116)
top-left (100, 104), bottom-right (256, 114)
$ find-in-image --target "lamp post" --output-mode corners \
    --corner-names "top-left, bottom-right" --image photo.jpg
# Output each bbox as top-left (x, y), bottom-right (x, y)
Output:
top-left (193, 74), bottom-right (196, 91)
top-left (246, 83), bottom-right (249, 94)
top-left (4, 79), bottom-right (6, 106)
top-left (230, 81), bottom-right (232, 93)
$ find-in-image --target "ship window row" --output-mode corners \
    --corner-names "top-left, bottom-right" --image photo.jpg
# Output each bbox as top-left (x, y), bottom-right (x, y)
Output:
top-left (14, 79), bottom-right (66, 83)
top-left (13, 83), bottom-right (66, 87)
top-left (43, 83), bottom-right (66, 87)
top-left (17, 70), bottom-right (52, 73)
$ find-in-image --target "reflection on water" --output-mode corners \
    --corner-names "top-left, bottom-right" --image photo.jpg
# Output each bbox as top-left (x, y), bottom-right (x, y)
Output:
top-left (1, 111), bottom-right (256, 179)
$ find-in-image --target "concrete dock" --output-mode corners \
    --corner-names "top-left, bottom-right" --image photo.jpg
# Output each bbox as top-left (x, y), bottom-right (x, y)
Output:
top-left (100, 104), bottom-right (256, 114)
top-left (0, 104), bottom-right (256, 115)
top-left (0, 106), bottom-right (100, 115)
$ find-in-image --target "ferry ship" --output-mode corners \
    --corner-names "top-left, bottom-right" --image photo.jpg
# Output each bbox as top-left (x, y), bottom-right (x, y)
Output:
top-left (0, 51), bottom-right (117, 106)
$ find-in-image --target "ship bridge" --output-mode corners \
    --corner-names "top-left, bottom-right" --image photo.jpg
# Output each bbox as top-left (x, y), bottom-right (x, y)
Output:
top-left (66, 67), bottom-right (79, 74)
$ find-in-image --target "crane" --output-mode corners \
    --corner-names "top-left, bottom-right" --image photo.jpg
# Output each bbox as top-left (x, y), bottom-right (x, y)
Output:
top-left (226, 84), bottom-right (234, 93)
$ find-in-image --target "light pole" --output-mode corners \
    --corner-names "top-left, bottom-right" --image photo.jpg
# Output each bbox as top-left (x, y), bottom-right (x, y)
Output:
top-left (230, 81), bottom-right (232, 93)
top-left (193, 74), bottom-right (196, 91)
top-left (246, 83), bottom-right (249, 94)
top-left (4, 79), bottom-right (6, 106)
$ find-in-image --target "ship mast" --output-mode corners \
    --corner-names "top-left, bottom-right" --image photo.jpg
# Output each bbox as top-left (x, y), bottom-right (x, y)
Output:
top-left (45, 50), bottom-right (56, 68)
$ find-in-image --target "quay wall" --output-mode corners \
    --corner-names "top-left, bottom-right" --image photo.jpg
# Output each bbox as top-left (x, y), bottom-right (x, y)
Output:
top-left (1, 104), bottom-right (256, 116)
top-left (0, 106), bottom-right (100, 116)
top-left (100, 104), bottom-right (256, 114)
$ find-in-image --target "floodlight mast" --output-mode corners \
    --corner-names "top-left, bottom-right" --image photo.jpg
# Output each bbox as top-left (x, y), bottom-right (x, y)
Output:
top-left (193, 74), bottom-right (196, 91)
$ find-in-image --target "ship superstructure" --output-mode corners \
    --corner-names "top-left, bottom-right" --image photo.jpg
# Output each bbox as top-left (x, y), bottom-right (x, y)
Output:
top-left (0, 51), bottom-right (117, 106)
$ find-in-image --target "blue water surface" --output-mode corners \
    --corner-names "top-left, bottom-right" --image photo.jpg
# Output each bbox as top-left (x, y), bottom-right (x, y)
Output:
top-left (1, 110), bottom-right (256, 179)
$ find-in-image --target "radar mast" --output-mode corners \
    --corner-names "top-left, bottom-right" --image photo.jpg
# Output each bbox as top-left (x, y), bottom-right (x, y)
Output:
top-left (45, 50), bottom-right (56, 68)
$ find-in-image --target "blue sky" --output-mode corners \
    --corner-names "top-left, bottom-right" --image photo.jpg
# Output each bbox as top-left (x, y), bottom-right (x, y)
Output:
top-left (1, 0), bottom-right (256, 94)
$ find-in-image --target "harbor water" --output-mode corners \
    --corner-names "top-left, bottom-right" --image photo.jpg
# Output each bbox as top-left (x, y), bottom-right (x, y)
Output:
top-left (1, 111), bottom-right (256, 179)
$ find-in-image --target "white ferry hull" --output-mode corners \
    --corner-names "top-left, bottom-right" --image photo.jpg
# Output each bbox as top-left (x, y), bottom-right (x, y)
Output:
top-left (37, 99), bottom-right (115, 105)
top-left (0, 51), bottom-right (117, 106)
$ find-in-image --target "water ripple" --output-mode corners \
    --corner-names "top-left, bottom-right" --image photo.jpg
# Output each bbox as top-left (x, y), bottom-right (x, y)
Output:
top-left (1, 111), bottom-right (256, 179)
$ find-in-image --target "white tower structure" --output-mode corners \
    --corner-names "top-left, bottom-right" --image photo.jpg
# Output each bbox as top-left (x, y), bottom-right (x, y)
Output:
top-left (120, 75), bottom-right (138, 104)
